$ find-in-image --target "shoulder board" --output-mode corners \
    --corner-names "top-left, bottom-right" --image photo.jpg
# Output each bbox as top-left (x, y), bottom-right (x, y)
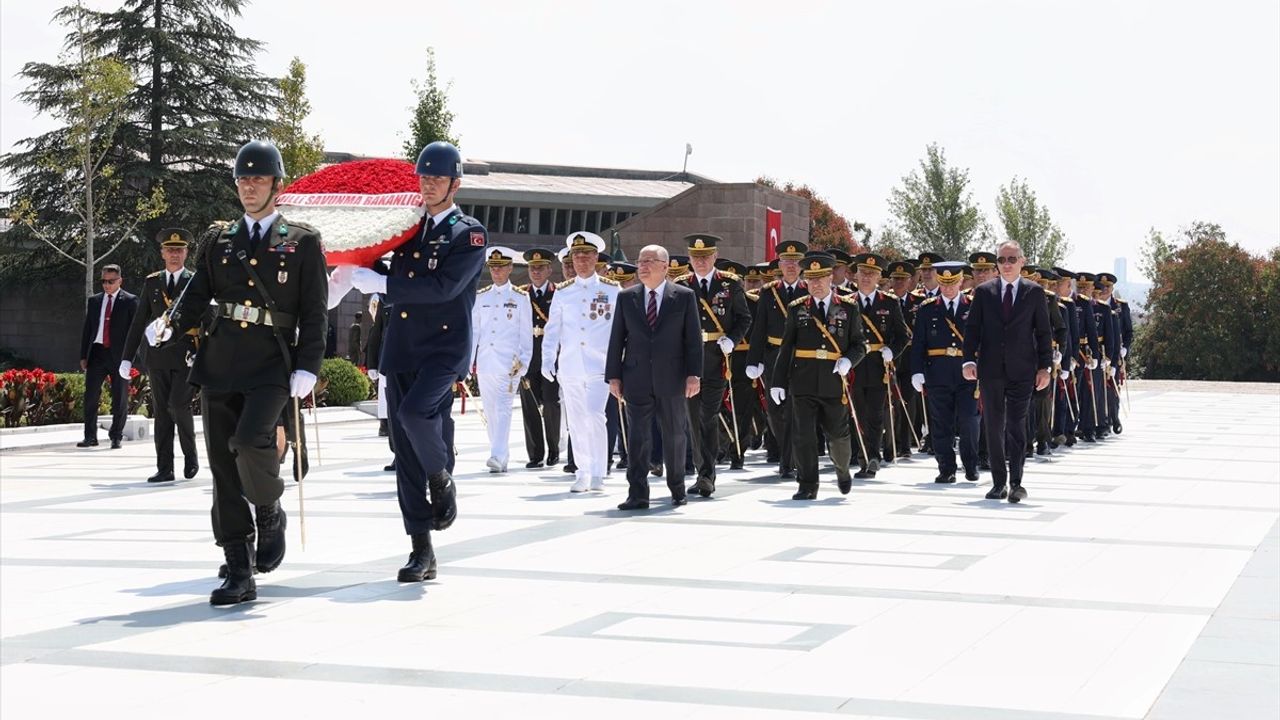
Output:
top-left (219, 220), bottom-right (239, 237)
top-left (477, 284), bottom-right (493, 295)
top-left (762, 279), bottom-right (780, 289)
top-left (457, 214), bottom-right (481, 227)
top-left (1058, 299), bottom-right (1071, 308)
top-left (910, 289), bottom-right (927, 297)
top-left (921, 296), bottom-right (940, 305)
top-left (879, 290), bottom-right (899, 300)
top-left (745, 290), bottom-right (760, 302)
top-left (788, 296), bottom-right (809, 308)
top-left (147, 270), bottom-right (164, 278)
top-left (600, 277), bottom-right (621, 287)
top-left (673, 273), bottom-right (693, 284)
top-left (716, 271), bottom-right (741, 283)
top-left (555, 280), bottom-right (574, 289)
top-left (281, 218), bottom-right (318, 234)
top-left (512, 285), bottom-right (528, 295)
top-left (834, 286), bottom-right (856, 296)
top-left (518, 283), bottom-right (530, 291)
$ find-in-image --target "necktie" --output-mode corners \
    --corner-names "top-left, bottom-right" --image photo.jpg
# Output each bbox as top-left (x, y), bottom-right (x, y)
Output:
top-left (784, 285), bottom-right (793, 303)
top-left (700, 278), bottom-right (709, 296)
top-left (166, 273), bottom-right (176, 299)
top-left (815, 299), bottom-right (826, 324)
top-left (535, 289), bottom-right (542, 301)
top-left (250, 222), bottom-right (262, 255)
top-left (646, 289), bottom-right (658, 330)
top-left (102, 294), bottom-right (114, 348)
top-left (1002, 283), bottom-right (1014, 321)
top-left (864, 297), bottom-right (872, 312)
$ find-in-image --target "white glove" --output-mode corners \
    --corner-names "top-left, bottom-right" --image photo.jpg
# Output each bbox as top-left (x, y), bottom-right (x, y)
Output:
top-left (1121, 346), bottom-right (1128, 358)
top-left (745, 363), bottom-right (764, 380)
top-left (327, 265), bottom-right (354, 309)
top-left (880, 347), bottom-right (893, 363)
top-left (144, 316), bottom-right (172, 346)
top-left (542, 368), bottom-right (556, 384)
top-left (290, 370), bottom-right (317, 399)
top-left (717, 336), bottom-right (734, 355)
top-left (351, 267), bottom-right (388, 295)
top-left (118, 361), bottom-right (132, 380)
top-left (1108, 366), bottom-right (1117, 377)
top-left (834, 357), bottom-right (852, 376)
top-left (1059, 370), bottom-right (1070, 381)
top-left (911, 373), bottom-right (925, 393)
top-left (1052, 350), bottom-right (1062, 366)
top-left (770, 386), bottom-right (787, 404)
top-left (1087, 358), bottom-right (1099, 370)
top-left (367, 369), bottom-right (379, 382)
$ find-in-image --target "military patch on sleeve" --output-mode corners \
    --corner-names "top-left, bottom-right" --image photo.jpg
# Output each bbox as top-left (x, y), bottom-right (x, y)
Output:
top-left (470, 231), bottom-right (485, 247)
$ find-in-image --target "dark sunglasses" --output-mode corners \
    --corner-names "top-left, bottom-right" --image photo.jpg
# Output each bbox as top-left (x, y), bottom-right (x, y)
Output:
top-left (100, 277), bottom-right (121, 284)
top-left (995, 256), bottom-right (1021, 265)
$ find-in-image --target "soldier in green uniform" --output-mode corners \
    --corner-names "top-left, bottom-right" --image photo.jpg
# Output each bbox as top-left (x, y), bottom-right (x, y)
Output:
top-left (887, 259), bottom-right (924, 458)
top-left (519, 248), bottom-right (561, 468)
top-left (148, 140), bottom-right (327, 605)
top-left (771, 254), bottom-right (866, 499)
top-left (717, 258), bottom-right (758, 467)
top-left (746, 241), bottom-right (809, 479)
top-left (121, 228), bottom-right (200, 483)
top-left (847, 253), bottom-right (909, 478)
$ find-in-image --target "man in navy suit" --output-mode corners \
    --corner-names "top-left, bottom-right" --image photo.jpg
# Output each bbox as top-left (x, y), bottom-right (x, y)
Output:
top-left (606, 244), bottom-right (703, 510)
top-left (78, 264), bottom-right (138, 449)
top-left (962, 242), bottom-right (1052, 503)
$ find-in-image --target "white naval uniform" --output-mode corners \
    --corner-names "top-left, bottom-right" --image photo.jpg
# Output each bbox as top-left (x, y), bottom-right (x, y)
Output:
top-left (540, 273), bottom-right (620, 486)
top-left (470, 282), bottom-right (534, 469)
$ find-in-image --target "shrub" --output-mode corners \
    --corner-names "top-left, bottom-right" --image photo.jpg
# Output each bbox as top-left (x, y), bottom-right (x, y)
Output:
top-left (318, 358), bottom-right (370, 407)
top-left (2, 368), bottom-right (75, 427)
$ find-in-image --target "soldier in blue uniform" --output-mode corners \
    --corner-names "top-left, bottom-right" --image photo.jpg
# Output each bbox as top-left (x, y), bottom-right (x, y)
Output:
top-left (910, 262), bottom-right (980, 483)
top-left (887, 259), bottom-right (924, 458)
top-left (1096, 272), bottom-right (1130, 434)
top-left (350, 141), bottom-right (484, 583)
top-left (1070, 273), bottom-right (1105, 441)
top-left (1080, 273), bottom-right (1120, 439)
top-left (1049, 268), bottom-right (1081, 446)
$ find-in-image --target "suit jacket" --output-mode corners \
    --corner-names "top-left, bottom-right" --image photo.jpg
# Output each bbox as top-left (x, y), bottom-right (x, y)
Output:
top-left (80, 290), bottom-right (138, 364)
top-left (963, 277), bottom-right (1053, 383)
top-left (122, 269), bottom-right (196, 370)
top-left (606, 282), bottom-right (702, 399)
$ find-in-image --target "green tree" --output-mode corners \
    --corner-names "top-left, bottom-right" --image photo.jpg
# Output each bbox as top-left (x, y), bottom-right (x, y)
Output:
top-left (756, 176), bottom-right (863, 254)
top-left (6, 2), bottom-right (167, 296)
top-left (872, 225), bottom-right (912, 262)
top-left (270, 57), bottom-right (324, 186)
top-left (402, 48), bottom-right (459, 160)
top-left (1258, 247), bottom-right (1280, 378)
top-left (994, 176), bottom-right (1070, 267)
top-left (1, 0), bottom-right (277, 287)
top-left (887, 143), bottom-right (988, 260)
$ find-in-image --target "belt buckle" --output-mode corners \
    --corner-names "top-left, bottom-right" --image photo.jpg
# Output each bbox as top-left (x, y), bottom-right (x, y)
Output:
top-left (231, 305), bottom-right (258, 323)
top-left (815, 349), bottom-right (828, 360)
top-left (947, 347), bottom-right (961, 357)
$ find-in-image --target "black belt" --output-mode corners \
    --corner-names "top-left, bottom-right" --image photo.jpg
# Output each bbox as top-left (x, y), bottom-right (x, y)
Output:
top-left (217, 302), bottom-right (295, 329)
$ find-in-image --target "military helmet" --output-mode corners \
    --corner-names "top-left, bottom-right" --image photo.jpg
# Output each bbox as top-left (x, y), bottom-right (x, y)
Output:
top-left (415, 141), bottom-right (464, 178)
top-left (233, 140), bottom-right (285, 178)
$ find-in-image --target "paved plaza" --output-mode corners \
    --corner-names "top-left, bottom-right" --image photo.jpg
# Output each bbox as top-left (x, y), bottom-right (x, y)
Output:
top-left (1, 382), bottom-right (1277, 719)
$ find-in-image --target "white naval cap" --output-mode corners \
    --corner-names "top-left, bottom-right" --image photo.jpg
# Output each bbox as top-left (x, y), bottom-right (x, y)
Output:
top-left (565, 231), bottom-right (605, 253)
top-left (484, 246), bottom-right (517, 267)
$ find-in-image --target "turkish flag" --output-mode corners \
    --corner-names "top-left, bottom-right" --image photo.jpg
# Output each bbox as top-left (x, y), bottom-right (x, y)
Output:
top-left (765, 207), bottom-right (782, 261)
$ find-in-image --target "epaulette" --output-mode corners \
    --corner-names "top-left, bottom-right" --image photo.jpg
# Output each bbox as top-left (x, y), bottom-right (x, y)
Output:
top-left (555, 280), bottom-right (574, 289)
top-left (879, 289), bottom-right (899, 300)
top-left (745, 290), bottom-right (760, 302)
top-left (512, 285), bottom-right (528, 295)
top-left (280, 218), bottom-right (318, 234)
top-left (477, 284), bottom-right (493, 295)
top-left (518, 283), bottom-right (530, 292)
top-left (921, 296), bottom-right (940, 305)
top-left (716, 271), bottom-right (742, 283)
top-left (673, 272), bottom-right (693, 283)
top-left (600, 277), bottom-right (621, 287)
top-left (910, 289), bottom-right (927, 298)
top-left (147, 270), bottom-right (164, 278)
top-left (762, 279), bottom-right (781, 289)
top-left (788, 296), bottom-right (809, 308)
top-left (458, 214), bottom-right (481, 227)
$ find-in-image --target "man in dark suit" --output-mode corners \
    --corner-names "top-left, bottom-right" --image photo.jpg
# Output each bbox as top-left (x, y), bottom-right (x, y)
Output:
top-left (120, 229), bottom-right (199, 482)
top-left (962, 241), bottom-right (1053, 503)
top-left (607, 244), bottom-right (703, 510)
top-left (78, 263), bottom-right (138, 449)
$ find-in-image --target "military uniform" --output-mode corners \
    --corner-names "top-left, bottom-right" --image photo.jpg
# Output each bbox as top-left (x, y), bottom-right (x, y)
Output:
top-left (519, 248), bottom-right (562, 467)
top-left (122, 229), bottom-right (200, 483)
top-left (1099, 273), bottom-right (1131, 434)
top-left (771, 254), bottom-right (867, 499)
top-left (910, 263), bottom-right (979, 482)
top-left (746, 241), bottom-right (809, 477)
top-left (470, 247), bottom-right (533, 473)
top-left (888, 260), bottom-right (925, 459)
top-left (1082, 274), bottom-right (1120, 438)
top-left (1021, 267), bottom-right (1068, 455)
top-left (1069, 273), bottom-right (1103, 441)
top-left (718, 258), bottom-right (760, 468)
top-left (847, 254), bottom-right (910, 476)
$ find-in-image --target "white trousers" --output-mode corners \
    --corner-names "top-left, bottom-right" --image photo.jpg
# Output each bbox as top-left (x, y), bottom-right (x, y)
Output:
top-left (560, 373), bottom-right (609, 482)
top-left (377, 375), bottom-right (388, 419)
top-left (477, 371), bottom-right (516, 464)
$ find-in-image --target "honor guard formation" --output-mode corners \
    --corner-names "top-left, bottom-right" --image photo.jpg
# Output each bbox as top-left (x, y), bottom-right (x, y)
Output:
top-left (126, 140), bottom-right (1134, 605)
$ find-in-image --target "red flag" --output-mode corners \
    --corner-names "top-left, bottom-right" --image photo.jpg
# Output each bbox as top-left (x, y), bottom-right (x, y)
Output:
top-left (765, 207), bottom-right (782, 261)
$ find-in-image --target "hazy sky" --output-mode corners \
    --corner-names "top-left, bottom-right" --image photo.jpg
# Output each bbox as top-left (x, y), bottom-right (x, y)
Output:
top-left (3, 0), bottom-right (1278, 280)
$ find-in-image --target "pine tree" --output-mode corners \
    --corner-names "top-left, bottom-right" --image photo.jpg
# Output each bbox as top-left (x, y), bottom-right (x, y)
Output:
top-left (402, 48), bottom-right (459, 160)
top-left (270, 57), bottom-right (324, 186)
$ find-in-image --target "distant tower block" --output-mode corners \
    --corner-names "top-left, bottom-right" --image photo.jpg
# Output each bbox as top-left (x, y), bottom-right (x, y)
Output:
top-left (1114, 257), bottom-right (1128, 284)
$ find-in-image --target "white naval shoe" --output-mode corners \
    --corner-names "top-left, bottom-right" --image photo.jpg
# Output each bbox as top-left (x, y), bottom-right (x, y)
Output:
top-left (570, 477), bottom-right (590, 493)
top-left (486, 457), bottom-right (507, 474)
top-left (589, 477), bottom-right (605, 491)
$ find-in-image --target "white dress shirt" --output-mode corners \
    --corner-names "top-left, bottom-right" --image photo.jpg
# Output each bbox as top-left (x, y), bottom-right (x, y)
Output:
top-left (93, 289), bottom-right (120, 345)
top-left (643, 280), bottom-right (667, 315)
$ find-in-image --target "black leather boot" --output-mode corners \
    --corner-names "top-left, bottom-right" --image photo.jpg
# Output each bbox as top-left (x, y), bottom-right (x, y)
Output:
top-left (428, 471), bottom-right (457, 531)
top-left (211, 542), bottom-right (257, 605)
top-left (254, 501), bottom-right (287, 573)
top-left (397, 532), bottom-right (437, 582)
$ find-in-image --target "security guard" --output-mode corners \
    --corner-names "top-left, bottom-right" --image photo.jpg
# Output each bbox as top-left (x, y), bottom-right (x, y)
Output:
top-left (149, 140), bottom-right (326, 605)
top-left (910, 262), bottom-right (979, 483)
top-left (746, 240), bottom-right (809, 478)
top-left (349, 140), bottom-right (484, 583)
top-left (676, 234), bottom-right (751, 497)
top-left (541, 231), bottom-right (621, 493)
top-left (1096, 272), bottom-right (1130, 434)
top-left (519, 248), bottom-right (561, 468)
top-left (771, 253), bottom-right (867, 499)
top-left (121, 228), bottom-right (200, 484)
top-left (848, 253), bottom-right (909, 477)
top-left (470, 246), bottom-right (533, 474)
top-left (887, 259), bottom-right (924, 458)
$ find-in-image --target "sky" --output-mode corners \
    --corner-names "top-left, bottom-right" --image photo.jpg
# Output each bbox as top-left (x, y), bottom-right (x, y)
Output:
top-left (3, 0), bottom-right (1278, 281)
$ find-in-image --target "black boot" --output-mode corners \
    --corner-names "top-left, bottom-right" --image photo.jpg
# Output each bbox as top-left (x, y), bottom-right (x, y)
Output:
top-left (397, 532), bottom-right (437, 582)
top-left (378, 419), bottom-right (389, 437)
top-left (428, 471), bottom-right (457, 531)
top-left (255, 501), bottom-right (287, 573)
top-left (210, 542), bottom-right (257, 605)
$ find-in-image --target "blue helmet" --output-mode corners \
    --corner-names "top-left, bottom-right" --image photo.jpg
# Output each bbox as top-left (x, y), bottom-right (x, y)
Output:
top-left (415, 141), bottom-right (463, 178)
top-left (233, 140), bottom-right (285, 178)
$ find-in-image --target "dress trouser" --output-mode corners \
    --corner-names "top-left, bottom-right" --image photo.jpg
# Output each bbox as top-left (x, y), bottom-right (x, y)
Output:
top-left (623, 392), bottom-right (689, 501)
top-left (792, 394), bottom-right (852, 491)
top-left (925, 380), bottom-right (979, 476)
top-left (83, 343), bottom-right (128, 442)
top-left (851, 383), bottom-right (887, 468)
top-left (977, 377), bottom-right (1034, 488)
top-left (388, 367), bottom-right (456, 535)
top-left (203, 385), bottom-right (288, 545)
top-left (687, 375), bottom-right (726, 481)
top-left (762, 349), bottom-right (795, 471)
top-left (560, 374), bottom-right (609, 483)
top-left (149, 366), bottom-right (197, 473)
top-left (476, 371), bottom-right (515, 465)
top-left (520, 368), bottom-right (560, 463)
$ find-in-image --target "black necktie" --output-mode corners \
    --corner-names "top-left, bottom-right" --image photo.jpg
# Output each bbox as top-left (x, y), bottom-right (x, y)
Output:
top-left (250, 222), bottom-right (262, 255)
top-left (864, 297), bottom-right (872, 312)
top-left (535, 288), bottom-right (542, 301)
top-left (816, 299), bottom-right (826, 323)
top-left (785, 285), bottom-right (795, 303)
top-left (701, 278), bottom-right (709, 296)
top-left (166, 273), bottom-right (176, 298)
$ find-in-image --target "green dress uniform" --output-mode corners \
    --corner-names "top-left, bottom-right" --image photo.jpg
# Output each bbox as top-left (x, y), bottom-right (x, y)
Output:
top-left (847, 255), bottom-right (910, 476)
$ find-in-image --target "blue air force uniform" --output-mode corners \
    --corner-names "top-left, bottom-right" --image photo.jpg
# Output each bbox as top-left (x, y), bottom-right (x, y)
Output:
top-left (911, 286), bottom-right (980, 482)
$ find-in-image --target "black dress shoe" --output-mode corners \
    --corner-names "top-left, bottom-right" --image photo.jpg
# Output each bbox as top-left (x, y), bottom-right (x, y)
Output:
top-left (147, 471), bottom-right (176, 483)
top-left (384, 462), bottom-right (396, 472)
top-left (76, 439), bottom-right (98, 448)
top-left (1112, 421), bottom-right (1123, 434)
top-left (563, 463), bottom-right (577, 474)
top-left (110, 439), bottom-right (122, 449)
top-left (1035, 441), bottom-right (1048, 456)
top-left (545, 454), bottom-right (560, 466)
top-left (688, 478), bottom-right (715, 498)
top-left (766, 454), bottom-right (780, 464)
top-left (650, 463), bottom-right (663, 477)
top-left (671, 496), bottom-right (687, 507)
top-left (1009, 485), bottom-right (1028, 504)
top-left (854, 460), bottom-right (879, 479)
top-left (617, 498), bottom-right (650, 511)
top-left (935, 474), bottom-right (956, 484)
top-left (964, 470), bottom-right (979, 482)
top-left (978, 458), bottom-right (991, 470)
top-left (184, 457), bottom-right (199, 479)
top-left (729, 461), bottom-right (744, 470)
top-left (254, 502), bottom-right (287, 573)
top-left (985, 486), bottom-right (1008, 500)
top-left (397, 532), bottom-right (437, 582)
top-left (792, 488), bottom-right (817, 500)
top-left (1081, 434), bottom-right (1097, 443)
top-left (525, 460), bottom-right (545, 469)
top-left (837, 475), bottom-right (852, 495)
top-left (616, 457), bottom-right (629, 470)
top-left (210, 543), bottom-right (257, 606)
top-left (779, 469), bottom-right (796, 480)
top-left (427, 471), bottom-right (457, 531)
